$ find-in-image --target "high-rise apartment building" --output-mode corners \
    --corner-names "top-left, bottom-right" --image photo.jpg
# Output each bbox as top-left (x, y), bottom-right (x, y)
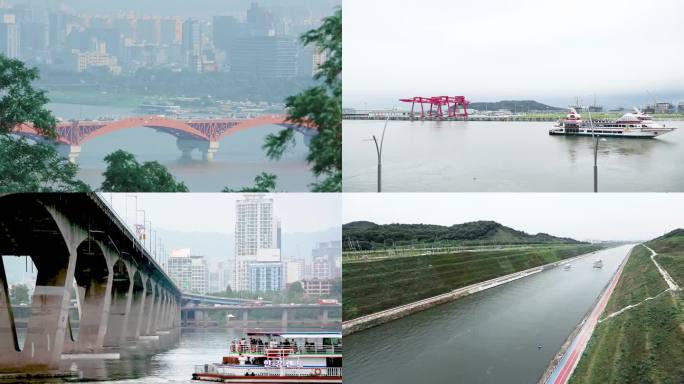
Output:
top-left (246, 2), bottom-right (274, 37)
top-left (168, 249), bottom-right (208, 294)
top-left (181, 18), bottom-right (202, 72)
top-left (312, 241), bottom-right (342, 280)
top-left (212, 15), bottom-right (241, 54)
top-left (0, 14), bottom-right (19, 59)
top-left (249, 262), bottom-right (283, 292)
top-left (284, 259), bottom-right (305, 285)
top-left (160, 17), bottom-right (181, 45)
top-left (234, 195), bottom-right (279, 291)
top-left (136, 17), bottom-right (159, 45)
top-left (231, 36), bottom-right (298, 78)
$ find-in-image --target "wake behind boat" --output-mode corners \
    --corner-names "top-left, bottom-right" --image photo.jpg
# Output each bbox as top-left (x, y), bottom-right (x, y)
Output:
top-left (549, 108), bottom-right (676, 138)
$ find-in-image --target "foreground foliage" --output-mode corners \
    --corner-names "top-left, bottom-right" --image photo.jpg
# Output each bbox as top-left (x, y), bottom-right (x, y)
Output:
top-left (223, 172), bottom-right (277, 192)
top-left (0, 55), bottom-right (56, 137)
top-left (0, 135), bottom-right (89, 192)
top-left (263, 9), bottom-right (341, 192)
top-left (101, 150), bottom-right (189, 192)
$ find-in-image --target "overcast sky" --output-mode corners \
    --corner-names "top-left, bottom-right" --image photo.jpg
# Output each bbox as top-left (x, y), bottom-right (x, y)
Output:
top-left (343, 193), bottom-right (684, 241)
top-left (103, 193), bottom-right (341, 234)
top-left (343, 0), bottom-right (684, 108)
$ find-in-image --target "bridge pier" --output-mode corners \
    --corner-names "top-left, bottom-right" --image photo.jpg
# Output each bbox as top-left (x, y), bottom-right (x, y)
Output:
top-left (140, 280), bottom-right (155, 336)
top-left (320, 309), bottom-right (329, 324)
top-left (103, 260), bottom-right (133, 348)
top-left (124, 272), bottom-right (145, 342)
top-left (0, 204), bottom-right (84, 371)
top-left (242, 311), bottom-right (249, 327)
top-left (203, 141), bottom-right (219, 161)
top-left (64, 240), bottom-right (113, 353)
top-left (67, 145), bottom-right (81, 163)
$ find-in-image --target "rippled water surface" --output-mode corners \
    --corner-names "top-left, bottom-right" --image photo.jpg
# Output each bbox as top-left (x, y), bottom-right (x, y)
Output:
top-left (344, 245), bottom-right (632, 384)
top-left (343, 120), bottom-right (684, 191)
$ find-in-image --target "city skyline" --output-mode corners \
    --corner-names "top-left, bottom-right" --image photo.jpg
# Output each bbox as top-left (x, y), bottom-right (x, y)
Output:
top-left (106, 193), bottom-right (341, 235)
top-left (0, 0), bottom-right (338, 78)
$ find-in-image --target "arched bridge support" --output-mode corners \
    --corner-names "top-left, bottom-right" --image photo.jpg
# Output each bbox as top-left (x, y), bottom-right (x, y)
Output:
top-left (0, 194), bottom-right (182, 372)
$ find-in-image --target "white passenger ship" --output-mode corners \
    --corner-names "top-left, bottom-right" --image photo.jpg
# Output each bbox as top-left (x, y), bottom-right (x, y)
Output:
top-left (549, 108), bottom-right (676, 138)
top-left (192, 331), bottom-right (342, 383)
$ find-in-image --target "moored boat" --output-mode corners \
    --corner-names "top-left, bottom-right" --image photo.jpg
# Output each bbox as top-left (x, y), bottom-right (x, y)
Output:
top-left (549, 108), bottom-right (676, 138)
top-left (192, 331), bottom-right (342, 383)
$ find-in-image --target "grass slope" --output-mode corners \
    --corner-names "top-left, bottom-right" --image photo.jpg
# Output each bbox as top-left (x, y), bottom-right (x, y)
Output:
top-left (343, 243), bottom-right (602, 320)
top-left (570, 235), bottom-right (684, 384)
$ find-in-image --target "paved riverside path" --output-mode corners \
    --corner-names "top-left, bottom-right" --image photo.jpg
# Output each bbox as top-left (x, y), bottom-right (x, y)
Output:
top-left (643, 244), bottom-right (680, 291)
top-left (544, 248), bottom-right (630, 384)
top-left (597, 244), bottom-right (681, 323)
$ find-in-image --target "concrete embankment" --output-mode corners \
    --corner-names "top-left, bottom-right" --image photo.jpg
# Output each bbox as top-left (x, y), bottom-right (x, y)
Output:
top-left (343, 250), bottom-right (602, 336)
top-left (538, 246), bottom-right (633, 384)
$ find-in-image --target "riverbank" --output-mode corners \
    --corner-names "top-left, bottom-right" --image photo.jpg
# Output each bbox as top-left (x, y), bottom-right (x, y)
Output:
top-left (344, 243), bottom-right (604, 321)
top-left (46, 89), bottom-right (144, 108)
top-left (539, 245), bottom-right (632, 384)
top-left (342, 113), bottom-right (684, 122)
top-left (568, 232), bottom-right (684, 383)
top-left (343, 247), bottom-right (605, 336)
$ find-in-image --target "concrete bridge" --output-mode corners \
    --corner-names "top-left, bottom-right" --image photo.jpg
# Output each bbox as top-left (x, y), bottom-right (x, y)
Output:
top-left (0, 193), bottom-right (181, 372)
top-left (181, 303), bottom-right (342, 329)
top-left (13, 114), bottom-right (317, 162)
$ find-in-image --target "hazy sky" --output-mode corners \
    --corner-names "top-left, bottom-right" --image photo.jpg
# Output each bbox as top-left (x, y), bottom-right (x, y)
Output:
top-left (10, 0), bottom-right (340, 18)
top-left (104, 193), bottom-right (341, 234)
top-left (343, 0), bottom-right (684, 108)
top-left (343, 193), bottom-right (684, 241)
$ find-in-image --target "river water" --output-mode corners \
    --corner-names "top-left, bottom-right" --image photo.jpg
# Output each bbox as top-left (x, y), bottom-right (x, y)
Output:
top-left (49, 328), bottom-right (329, 383)
top-left (342, 120), bottom-right (684, 192)
top-left (46, 103), bottom-right (315, 192)
top-left (344, 245), bottom-right (632, 384)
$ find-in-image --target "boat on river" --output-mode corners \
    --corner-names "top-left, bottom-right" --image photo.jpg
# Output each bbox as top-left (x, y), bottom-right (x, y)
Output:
top-left (593, 260), bottom-right (603, 269)
top-left (192, 331), bottom-right (342, 383)
top-left (549, 108), bottom-right (676, 138)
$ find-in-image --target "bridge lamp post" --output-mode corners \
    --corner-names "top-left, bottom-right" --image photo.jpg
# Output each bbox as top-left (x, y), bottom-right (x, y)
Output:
top-left (143, 220), bottom-right (152, 253)
top-left (126, 195), bottom-right (138, 227)
top-left (137, 209), bottom-right (146, 234)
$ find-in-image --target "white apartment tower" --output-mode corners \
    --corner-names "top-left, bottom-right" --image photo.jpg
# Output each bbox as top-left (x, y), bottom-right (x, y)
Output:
top-left (234, 195), bottom-right (279, 291)
top-left (168, 249), bottom-right (208, 295)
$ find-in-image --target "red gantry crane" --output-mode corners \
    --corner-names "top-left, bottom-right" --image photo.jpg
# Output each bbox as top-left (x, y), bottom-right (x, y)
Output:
top-left (399, 96), bottom-right (469, 119)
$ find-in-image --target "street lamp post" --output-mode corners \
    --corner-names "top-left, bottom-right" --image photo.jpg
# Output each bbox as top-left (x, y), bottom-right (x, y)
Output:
top-left (588, 110), bottom-right (604, 193)
top-left (593, 135), bottom-right (599, 193)
top-left (369, 114), bottom-right (390, 192)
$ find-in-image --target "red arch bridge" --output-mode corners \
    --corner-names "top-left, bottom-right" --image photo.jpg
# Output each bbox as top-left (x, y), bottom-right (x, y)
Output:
top-left (12, 114), bottom-right (317, 162)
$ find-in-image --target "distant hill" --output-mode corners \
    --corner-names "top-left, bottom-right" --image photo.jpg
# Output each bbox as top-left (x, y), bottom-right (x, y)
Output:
top-left (650, 228), bottom-right (684, 242)
top-left (343, 220), bottom-right (581, 250)
top-left (469, 100), bottom-right (564, 112)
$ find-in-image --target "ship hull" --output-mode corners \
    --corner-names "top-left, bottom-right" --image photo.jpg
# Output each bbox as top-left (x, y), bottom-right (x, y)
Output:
top-left (548, 128), bottom-right (674, 138)
top-left (192, 373), bottom-right (342, 383)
